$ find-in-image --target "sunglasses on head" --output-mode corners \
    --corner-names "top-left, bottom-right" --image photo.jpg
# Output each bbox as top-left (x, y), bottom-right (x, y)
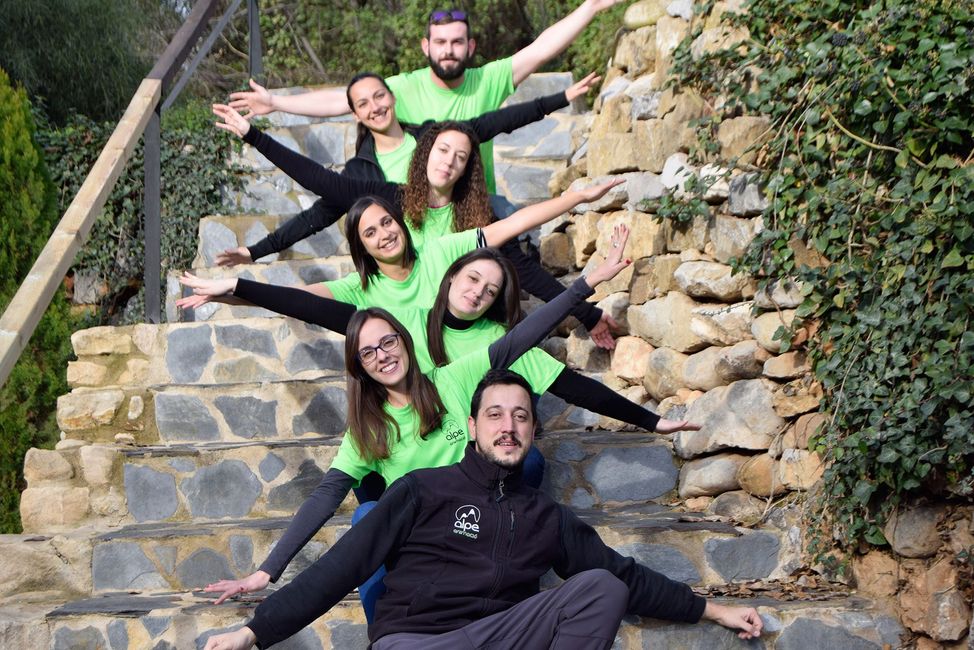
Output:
top-left (429, 9), bottom-right (468, 23)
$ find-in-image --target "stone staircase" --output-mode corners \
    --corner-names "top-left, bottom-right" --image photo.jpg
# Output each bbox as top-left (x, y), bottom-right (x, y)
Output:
top-left (0, 77), bottom-right (906, 649)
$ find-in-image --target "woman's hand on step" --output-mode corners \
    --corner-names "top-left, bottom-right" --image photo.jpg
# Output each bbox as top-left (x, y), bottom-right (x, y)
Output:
top-left (204, 570), bottom-right (271, 605)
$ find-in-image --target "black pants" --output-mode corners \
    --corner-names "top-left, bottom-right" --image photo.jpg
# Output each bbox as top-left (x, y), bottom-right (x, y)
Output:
top-left (371, 569), bottom-right (628, 650)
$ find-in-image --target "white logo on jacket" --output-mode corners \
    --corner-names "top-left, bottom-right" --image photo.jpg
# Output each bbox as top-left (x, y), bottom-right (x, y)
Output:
top-left (454, 505), bottom-right (481, 540)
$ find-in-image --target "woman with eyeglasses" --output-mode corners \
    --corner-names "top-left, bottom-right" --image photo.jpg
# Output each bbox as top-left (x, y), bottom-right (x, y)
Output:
top-left (200, 226), bottom-right (634, 612)
top-left (210, 98), bottom-right (619, 348)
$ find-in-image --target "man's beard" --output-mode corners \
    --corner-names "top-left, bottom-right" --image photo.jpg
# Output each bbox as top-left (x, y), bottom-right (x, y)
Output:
top-left (476, 436), bottom-right (526, 470)
top-left (429, 54), bottom-right (469, 81)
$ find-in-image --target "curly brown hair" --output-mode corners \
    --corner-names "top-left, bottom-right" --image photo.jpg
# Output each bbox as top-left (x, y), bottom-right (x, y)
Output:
top-left (402, 121), bottom-right (493, 235)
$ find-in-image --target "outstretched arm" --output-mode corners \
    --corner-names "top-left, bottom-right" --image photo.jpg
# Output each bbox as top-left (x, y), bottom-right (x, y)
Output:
top-left (481, 178), bottom-right (624, 248)
top-left (489, 224), bottom-right (630, 368)
top-left (228, 78), bottom-right (351, 119)
top-left (242, 199), bottom-right (344, 263)
top-left (175, 273), bottom-right (336, 311)
top-left (512, 0), bottom-right (626, 86)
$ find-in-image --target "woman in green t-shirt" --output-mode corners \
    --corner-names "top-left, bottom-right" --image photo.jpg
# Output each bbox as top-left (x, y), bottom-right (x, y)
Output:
top-left (201, 227), bottom-right (634, 610)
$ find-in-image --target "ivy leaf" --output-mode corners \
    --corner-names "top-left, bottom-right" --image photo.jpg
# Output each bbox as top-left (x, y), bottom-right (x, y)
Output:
top-left (942, 248), bottom-right (964, 268)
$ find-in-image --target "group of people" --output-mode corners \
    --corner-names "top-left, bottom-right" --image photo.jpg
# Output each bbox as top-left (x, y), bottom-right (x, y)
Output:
top-left (191, 3), bottom-right (763, 648)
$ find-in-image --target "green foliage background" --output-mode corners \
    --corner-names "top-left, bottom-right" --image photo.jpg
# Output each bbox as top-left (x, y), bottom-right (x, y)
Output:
top-left (667, 0), bottom-right (973, 552)
top-left (0, 69), bottom-right (76, 532)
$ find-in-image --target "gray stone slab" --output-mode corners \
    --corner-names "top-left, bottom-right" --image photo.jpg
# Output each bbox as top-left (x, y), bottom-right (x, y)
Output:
top-left (584, 446), bottom-right (678, 502)
top-left (286, 339), bottom-right (345, 374)
top-left (152, 641), bottom-right (177, 650)
top-left (199, 220), bottom-right (239, 267)
top-left (181, 460), bottom-right (262, 518)
top-left (53, 625), bottom-right (106, 650)
top-left (502, 72), bottom-right (574, 112)
top-left (494, 117), bottom-right (557, 148)
top-left (48, 593), bottom-right (178, 617)
top-left (570, 487), bottom-right (595, 509)
top-left (108, 619), bottom-right (128, 650)
top-left (305, 123), bottom-right (347, 166)
top-left (552, 440), bottom-right (586, 463)
top-left (775, 618), bottom-right (879, 650)
top-left (212, 357), bottom-right (279, 383)
top-left (230, 535), bottom-right (254, 573)
top-left (728, 172), bottom-right (768, 216)
top-left (124, 465), bottom-right (178, 522)
top-left (260, 626), bottom-right (324, 650)
top-left (262, 262), bottom-right (302, 286)
top-left (166, 326), bottom-right (214, 382)
top-left (496, 163), bottom-right (555, 204)
top-left (616, 542), bottom-right (701, 584)
top-left (291, 228), bottom-right (343, 259)
top-left (567, 406), bottom-right (600, 428)
top-left (705, 531), bottom-right (780, 581)
top-left (641, 620), bottom-right (766, 648)
top-left (154, 394), bottom-right (220, 441)
top-left (259, 452), bottom-right (286, 482)
top-left (93, 541), bottom-right (168, 591)
top-left (176, 549), bottom-right (234, 588)
top-left (292, 387), bottom-right (349, 436)
top-left (215, 395), bottom-right (278, 439)
top-left (214, 324), bottom-right (278, 358)
top-left (238, 177), bottom-right (302, 215)
top-left (530, 130), bottom-right (574, 160)
top-left (537, 392), bottom-right (568, 425)
top-left (141, 615), bottom-right (172, 639)
top-left (268, 459), bottom-right (326, 511)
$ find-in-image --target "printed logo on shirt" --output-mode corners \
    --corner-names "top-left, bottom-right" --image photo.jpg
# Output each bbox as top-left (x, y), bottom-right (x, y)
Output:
top-left (453, 504), bottom-right (481, 540)
top-left (442, 416), bottom-right (467, 444)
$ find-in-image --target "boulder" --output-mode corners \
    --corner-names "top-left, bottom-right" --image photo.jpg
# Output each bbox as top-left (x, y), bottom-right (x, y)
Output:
top-left (587, 133), bottom-right (640, 177)
top-left (707, 490), bottom-right (765, 522)
top-left (718, 117), bottom-right (771, 166)
top-left (754, 278), bottom-right (805, 309)
top-left (624, 0), bottom-right (669, 28)
top-left (630, 255), bottom-right (681, 304)
top-left (682, 345), bottom-right (725, 391)
top-left (540, 232), bottom-right (573, 274)
top-left (660, 153), bottom-right (695, 197)
top-left (772, 376), bottom-right (823, 417)
top-left (56, 389), bottom-right (125, 431)
top-left (663, 214), bottom-right (713, 253)
top-left (79, 445), bottom-right (119, 486)
top-left (728, 172), bottom-right (769, 216)
top-left (699, 163), bottom-right (730, 202)
top-left (20, 486), bottom-right (90, 530)
top-left (643, 347), bottom-right (688, 400)
top-left (658, 89), bottom-right (709, 124)
top-left (885, 503), bottom-right (947, 559)
top-left (851, 549), bottom-right (900, 599)
top-left (634, 119), bottom-right (683, 173)
top-left (66, 360), bottom-right (109, 387)
top-left (569, 176), bottom-right (629, 214)
top-left (737, 453), bottom-right (787, 497)
top-left (71, 327), bottom-right (133, 355)
top-left (675, 260), bottom-right (756, 301)
top-left (675, 378), bottom-right (785, 458)
top-left (596, 292), bottom-right (632, 332)
top-left (899, 559), bottom-right (971, 641)
top-left (23, 449), bottom-right (74, 484)
top-left (777, 449), bottom-right (825, 490)
top-left (715, 340), bottom-right (771, 382)
top-left (655, 16), bottom-right (690, 78)
top-left (614, 26), bottom-right (657, 77)
top-left (566, 211), bottom-right (601, 267)
top-left (690, 301), bottom-right (753, 345)
top-left (712, 214), bottom-right (761, 263)
top-left (628, 292), bottom-right (707, 353)
top-left (690, 26), bottom-right (750, 60)
top-left (566, 327), bottom-right (610, 372)
top-left (751, 309), bottom-right (799, 352)
top-left (679, 452), bottom-right (750, 498)
top-left (763, 350), bottom-right (810, 380)
top-left (590, 93), bottom-right (633, 137)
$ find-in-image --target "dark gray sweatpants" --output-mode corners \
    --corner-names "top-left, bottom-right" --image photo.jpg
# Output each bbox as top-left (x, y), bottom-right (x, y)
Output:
top-left (371, 569), bottom-right (629, 650)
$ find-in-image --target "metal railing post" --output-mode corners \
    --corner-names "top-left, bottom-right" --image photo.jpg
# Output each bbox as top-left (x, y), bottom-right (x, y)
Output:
top-left (143, 105), bottom-right (162, 324)
top-left (248, 0), bottom-right (264, 82)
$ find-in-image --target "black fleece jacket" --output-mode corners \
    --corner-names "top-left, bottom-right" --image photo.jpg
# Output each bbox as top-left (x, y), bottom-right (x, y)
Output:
top-left (246, 444), bottom-right (706, 648)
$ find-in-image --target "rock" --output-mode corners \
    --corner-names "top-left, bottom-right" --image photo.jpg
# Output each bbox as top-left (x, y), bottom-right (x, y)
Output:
top-left (114, 433), bottom-right (136, 445)
top-left (791, 412), bottom-right (825, 449)
top-left (690, 26), bottom-right (750, 60)
top-left (660, 153), bottom-right (695, 197)
top-left (682, 346), bottom-right (724, 391)
top-left (683, 496), bottom-right (712, 510)
top-left (214, 396), bottom-right (278, 440)
top-left (566, 213), bottom-right (600, 268)
top-left (54, 438), bottom-right (87, 450)
top-left (23, 449), bottom-right (74, 484)
top-left (630, 88), bottom-right (662, 120)
top-left (712, 214), bottom-right (761, 263)
top-left (715, 340), bottom-right (771, 382)
top-left (629, 255), bottom-right (681, 303)
top-left (751, 309), bottom-right (798, 352)
top-left (777, 449), bottom-right (825, 490)
top-left (568, 176), bottom-right (629, 214)
top-left (20, 486), bottom-right (90, 529)
top-left (268, 459), bottom-right (326, 511)
top-left (789, 236), bottom-right (830, 269)
top-left (658, 89), bottom-right (708, 125)
top-left (628, 292), bottom-right (707, 353)
top-left (56, 389), bottom-right (125, 430)
top-left (592, 210), bottom-right (667, 266)
top-left (717, 116), bottom-right (770, 166)
top-left (634, 119), bottom-right (683, 173)
top-left (737, 453), bottom-right (787, 497)
top-left (154, 393), bottom-right (221, 441)
top-left (214, 324), bottom-right (278, 358)
top-left (763, 350), bottom-right (811, 379)
top-left (728, 172), bottom-right (769, 216)
top-left (540, 232), bottom-right (573, 273)
top-left (706, 530), bottom-right (780, 580)
top-left (127, 395), bottom-right (144, 421)
top-left (615, 542), bottom-right (700, 584)
top-left (0, 535), bottom-right (91, 601)
top-left (707, 490), bottom-right (765, 522)
top-left (176, 549), bottom-right (234, 589)
top-left (587, 132), bottom-right (639, 177)
top-left (775, 617), bottom-right (887, 650)
top-left (181, 460), bottom-right (262, 518)
top-left (674, 260), bottom-right (755, 301)
top-left (676, 378), bottom-right (785, 458)
top-left (547, 162), bottom-right (585, 196)
top-left (118, 358), bottom-right (149, 384)
top-left (622, 172), bottom-right (667, 210)
top-left (667, 0), bottom-right (693, 19)
top-left (66, 360), bottom-right (108, 387)
top-left (566, 327), bottom-right (610, 372)
top-left (663, 214), bottom-right (712, 253)
top-left (590, 94), bottom-right (632, 138)
top-left (655, 16), bottom-right (690, 78)
top-left (292, 387), bottom-right (348, 436)
top-left (623, 0), bottom-right (668, 28)
top-left (71, 327), bottom-right (132, 355)
top-left (92, 542), bottom-right (167, 591)
top-left (754, 278), bottom-right (805, 309)
top-left (885, 503), bottom-right (947, 559)
top-left (678, 452), bottom-right (750, 497)
top-left (614, 26), bottom-right (657, 77)
top-left (690, 301), bottom-right (753, 345)
top-left (772, 377), bottom-right (823, 417)
top-left (165, 325), bottom-right (214, 383)
top-left (851, 549), bottom-right (900, 599)
top-left (596, 292), bottom-right (631, 331)
top-left (79, 445), bottom-right (118, 486)
top-left (124, 465), bottom-right (178, 522)
top-left (699, 163), bottom-right (730, 202)
top-left (585, 445), bottom-right (679, 502)
top-left (900, 559), bottom-right (971, 641)
top-left (643, 347), bottom-right (688, 400)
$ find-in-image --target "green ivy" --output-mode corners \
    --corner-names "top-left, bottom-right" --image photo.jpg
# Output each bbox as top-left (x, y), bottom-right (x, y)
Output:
top-left (665, 0), bottom-right (974, 553)
top-left (36, 100), bottom-right (240, 322)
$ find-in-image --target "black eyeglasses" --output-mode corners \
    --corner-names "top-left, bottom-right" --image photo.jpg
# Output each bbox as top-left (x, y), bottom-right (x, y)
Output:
top-left (429, 9), bottom-right (468, 24)
top-left (357, 333), bottom-right (401, 364)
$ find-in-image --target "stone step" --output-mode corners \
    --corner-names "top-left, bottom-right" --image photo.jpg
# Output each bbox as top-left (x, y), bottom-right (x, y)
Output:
top-left (164, 258), bottom-right (356, 322)
top-left (57, 377), bottom-right (348, 446)
top-left (0, 586), bottom-right (904, 649)
top-left (193, 214), bottom-right (349, 268)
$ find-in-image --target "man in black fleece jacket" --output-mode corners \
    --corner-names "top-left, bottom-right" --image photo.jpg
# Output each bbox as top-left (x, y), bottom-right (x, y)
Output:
top-left (203, 371), bottom-right (764, 650)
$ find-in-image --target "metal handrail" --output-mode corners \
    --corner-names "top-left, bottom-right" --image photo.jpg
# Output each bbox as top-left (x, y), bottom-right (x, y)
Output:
top-left (0, 0), bottom-right (262, 387)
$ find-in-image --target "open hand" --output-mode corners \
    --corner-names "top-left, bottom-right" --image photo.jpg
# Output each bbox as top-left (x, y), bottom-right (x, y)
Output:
top-left (588, 312), bottom-right (618, 350)
top-left (215, 246), bottom-right (253, 267)
top-left (213, 103), bottom-right (251, 138)
top-left (576, 177), bottom-right (625, 204)
top-left (174, 272), bottom-right (236, 310)
top-left (228, 78), bottom-right (274, 118)
top-left (566, 72), bottom-right (601, 102)
top-left (204, 570), bottom-right (271, 605)
top-left (654, 419), bottom-right (702, 434)
top-left (586, 224), bottom-right (630, 287)
top-left (203, 627), bottom-right (258, 650)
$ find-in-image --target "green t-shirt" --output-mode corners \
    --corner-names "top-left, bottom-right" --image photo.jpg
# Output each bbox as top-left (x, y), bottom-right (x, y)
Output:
top-left (406, 203), bottom-right (455, 251)
top-left (375, 132), bottom-right (417, 184)
top-left (325, 230), bottom-right (478, 310)
top-left (330, 348), bottom-right (491, 485)
top-left (386, 58), bottom-right (515, 193)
